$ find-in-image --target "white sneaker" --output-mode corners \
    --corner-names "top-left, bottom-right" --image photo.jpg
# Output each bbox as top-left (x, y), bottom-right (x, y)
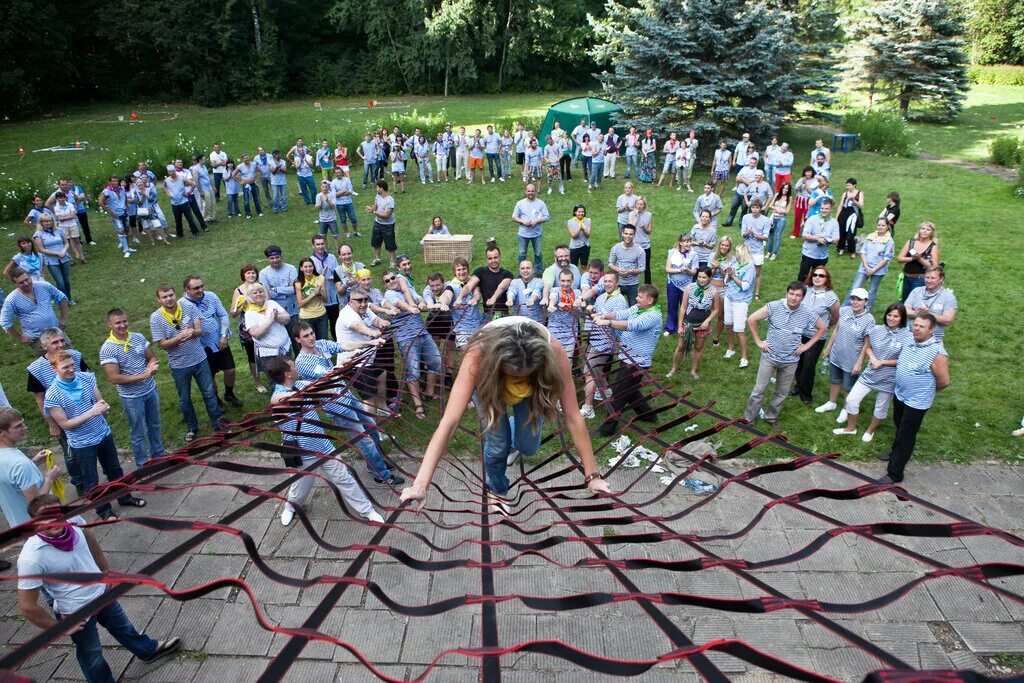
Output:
top-left (364, 510), bottom-right (384, 523)
top-left (280, 505), bottom-right (295, 526)
top-left (739, 358), bottom-right (749, 368)
top-left (861, 431), bottom-right (874, 443)
top-left (506, 449), bottom-right (521, 466)
top-left (836, 409), bottom-right (848, 423)
top-left (723, 349), bottom-right (736, 359)
top-left (814, 401), bottom-right (837, 413)
top-left (499, 177), bottom-right (505, 182)
top-left (595, 389), bottom-right (611, 401)
top-left (547, 188), bottom-right (552, 195)
top-left (128, 248), bottom-right (138, 253)
top-left (832, 427), bottom-right (857, 436)
top-left (123, 252), bottom-right (131, 259)
top-left (491, 178), bottom-right (496, 183)
top-left (559, 189), bottom-right (565, 195)
top-left (662, 331), bottom-right (671, 337)
top-left (89, 241), bottom-right (97, 246)
top-left (580, 405), bottom-right (595, 419)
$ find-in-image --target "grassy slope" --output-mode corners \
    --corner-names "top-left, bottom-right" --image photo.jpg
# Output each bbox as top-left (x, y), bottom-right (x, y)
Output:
top-left (0, 93), bottom-right (1020, 465)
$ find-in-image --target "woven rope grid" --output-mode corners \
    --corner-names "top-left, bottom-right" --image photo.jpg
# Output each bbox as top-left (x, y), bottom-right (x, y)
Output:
top-left (1, 309), bottom-right (1022, 683)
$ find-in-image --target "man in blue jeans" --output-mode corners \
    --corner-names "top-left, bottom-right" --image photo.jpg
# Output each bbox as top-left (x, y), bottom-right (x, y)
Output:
top-left (100, 309), bottom-right (164, 467)
top-left (149, 284), bottom-right (224, 442)
top-left (512, 183), bottom-right (550, 273)
top-left (19, 494), bottom-right (181, 683)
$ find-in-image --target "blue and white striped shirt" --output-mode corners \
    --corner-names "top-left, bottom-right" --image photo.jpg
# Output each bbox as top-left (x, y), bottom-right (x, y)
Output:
top-left (859, 324), bottom-right (911, 392)
top-left (546, 290), bottom-right (581, 350)
top-left (99, 332), bottom-right (156, 399)
top-left (763, 299), bottom-right (819, 365)
top-left (668, 248), bottom-right (698, 291)
top-left (0, 282), bottom-right (66, 339)
top-left (589, 291), bottom-right (627, 353)
top-left (310, 251), bottom-right (340, 307)
top-left (741, 214), bottom-right (771, 255)
top-left (828, 307), bottom-right (873, 373)
top-left (904, 286), bottom-right (957, 342)
top-left (448, 282), bottom-right (483, 336)
top-left (725, 263), bottom-right (756, 304)
top-left (260, 264), bottom-right (299, 316)
top-left (858, 233), bottom-right (896, 276)
top-left (614, 305), bottom-right (662, 367)
top-left (894, 337), bottom-right (948, 409)
top-left (384, 289), bottom-right (426, 343)
top-left (273, 381), bottom-right (334, 455)
top-left (801, 287), bottom-right (839, 339)
top-left (689, 225), bottom-right (718, 264)
top-left (44, 373), bottom-right (110, 448)
top-left (507, 278), bottom-right (545, 321)
top-left (28, 350), bottom-right (85, 391)
top-left (180, 292), bottom-right (230, 352)
top-left (295, 340), bottom-right (343, 382)
top-left (149, 301), bottom-right (208, 370)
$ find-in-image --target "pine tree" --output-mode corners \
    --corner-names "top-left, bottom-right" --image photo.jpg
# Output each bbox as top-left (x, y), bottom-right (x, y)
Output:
top-left (589, 0), bottom-right (838, 156)
top-left (848, 0), bottom-right (970, 122)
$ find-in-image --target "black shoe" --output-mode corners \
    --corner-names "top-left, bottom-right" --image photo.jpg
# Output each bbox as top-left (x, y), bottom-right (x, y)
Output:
top-left (875, 452), bottom-right (891, 461)
top-left (0, 558), bottom-right (11, 571)
top-left (877, 474), bottom-right (898, 484)
top-left (722, 222), bottom-right (734, 227)
top-left (225, 395), bottom-right (243, 408)
top-left (596, 420), bottom-right (618, 437)
top-left (373, 473), bottom-right (406, 486)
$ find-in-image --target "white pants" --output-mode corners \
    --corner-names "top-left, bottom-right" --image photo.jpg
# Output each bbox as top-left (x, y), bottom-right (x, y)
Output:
top-left (843, 379), bottom-right (892, 420)
top-left (604, 153), bottom-right (618, 177)
top-left (455, 149), bottom-right (469, 179)
top-left (435, 155), bottom-right (447, 176)
top-left (286, 454), bottom-right (374, 517)
top-left (723, 299), bottom-right (750, 332)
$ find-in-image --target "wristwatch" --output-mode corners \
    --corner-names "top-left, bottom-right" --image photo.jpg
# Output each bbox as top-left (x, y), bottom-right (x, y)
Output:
top-left (583, 472), bottom-right (603, 485)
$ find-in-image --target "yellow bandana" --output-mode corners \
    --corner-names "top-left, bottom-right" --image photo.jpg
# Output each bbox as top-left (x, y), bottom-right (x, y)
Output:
top-left (107, 331), bottom-right (131, 352)
top-left (502, 375), bottom-right (534, 405)
top-left (247, 302), bottom-right (267, 314)
top-left (160, 303), bottom-right (183, 329)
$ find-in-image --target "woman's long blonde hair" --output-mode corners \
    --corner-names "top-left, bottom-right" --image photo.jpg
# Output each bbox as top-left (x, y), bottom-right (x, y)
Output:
top-left (470, 320), bottom-right (561, 433)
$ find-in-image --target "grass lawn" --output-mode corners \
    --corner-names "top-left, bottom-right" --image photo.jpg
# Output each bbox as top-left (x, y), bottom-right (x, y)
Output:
top-left (0, 92), bottom-right (1021, 469)
top-left (907, 84), bottom-right (1024, 163)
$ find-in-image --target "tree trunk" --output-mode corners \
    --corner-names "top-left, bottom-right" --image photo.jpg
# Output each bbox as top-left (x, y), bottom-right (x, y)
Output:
top-left (444, 63), bottom-right (449, 97)
top-left (251, 2), bottom-right (262, 51)
top-left (497, 0), bottom-right (513, 91)
top-left (899, 91), bottom-right (910, 118)
top-left (385, 24), bottom-right (413, 94)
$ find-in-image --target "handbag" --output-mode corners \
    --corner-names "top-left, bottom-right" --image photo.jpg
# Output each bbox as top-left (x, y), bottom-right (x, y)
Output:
top-left (280, 437), bottom-right (303, 468)
top-left (136, 207), bottom-right (151, 217)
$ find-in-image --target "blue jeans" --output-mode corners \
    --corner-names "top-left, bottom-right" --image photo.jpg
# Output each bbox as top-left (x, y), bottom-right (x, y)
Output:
top-left (847, 271), bottom-right (886, 312)
top-left (482, 400), bottom-right (542, 495)
top-left (398, 333), bottom-right (442, 381)
top-left (362, 162), bottom-right (376, 187)
top-left (768, 215), bottom-right (786, 256)
top-left (297, 175), bottom-right (316, 204)
top-left (120, 388), bottom-right (165, 467)
top-left (170, 360), bottom-right (224, 433)
top-left (517, 234), bottom-right (543, 273)
top-left (901, 275), bottom-right (924, 302)
top-left (242, 185), bottom-right (262, 216)
top-left (624, 153), bottom-right (639, 178)
top-left (226, 194), bottom-right (240, 217)
top-left (620, 284), bottom-right (638, 307)
top-left (589, 161), bottom-right (605, 187)
top-left (486, 153), bottom-right (502, 180)
top-left (47, 261), bottom-right (72, 300)
top-left (270, 184), bottom-right (287, 213)
top-left (325, 393), bottom-right (393, 480)
top-left (665, 283), bottom-right (685, 334)
top-left (66, 601), bottom-right (158, 683)
top-left (73, 432), bottom-right (134, 518)
top-left (336, 202), bottom-right (358, 228)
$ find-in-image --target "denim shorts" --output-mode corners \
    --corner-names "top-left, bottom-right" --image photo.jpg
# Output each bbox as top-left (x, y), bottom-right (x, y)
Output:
top-left (829, 362), bottom-right (856, 391)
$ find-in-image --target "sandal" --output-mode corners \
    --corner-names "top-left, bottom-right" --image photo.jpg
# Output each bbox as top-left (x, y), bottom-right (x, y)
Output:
top-left (119, 496), bottom-right (146, 508)
top-left (255, 385), bottom-right (268, 394)
top-left (184, 432), bottom-right (196, 443)
top-left (98, 512), bottom-right (119, 521)
top-left (414, 406), bottom-right (426, 420)
top-left (144, 636), bottom-right (182, 662)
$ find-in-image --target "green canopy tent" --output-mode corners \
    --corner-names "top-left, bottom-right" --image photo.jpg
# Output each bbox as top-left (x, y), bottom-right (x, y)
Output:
top-left (538, 97), bottom-right (623, 143)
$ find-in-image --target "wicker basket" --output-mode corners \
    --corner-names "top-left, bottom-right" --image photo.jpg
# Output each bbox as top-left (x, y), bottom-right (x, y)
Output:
top-left (422, 234), bottom-right (473, 264)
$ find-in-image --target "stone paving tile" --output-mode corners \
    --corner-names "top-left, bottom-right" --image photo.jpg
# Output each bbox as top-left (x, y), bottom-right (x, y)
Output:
top-left (925, 575), bottom-right (1015, 622)
top-left (205, 602), bottom-right (276, 657)
top-left (400, 612), bottom-right (474, 665)
top-left (172, 553), bottom-right (248, 600)
top-left (949, 621), bottom-right (1024, 653)
top-left (121, 653), bottom-right (203, 682)
top-left (6, 645), bottom-right (67, 681)
top-left (264, 603), bottom-right (346, 661)
top-left (195, 656), bottom-right (274, 682)
top-left (52, 645), bottom-right (133, 681)
top-left (331, 610), bottom-right (408, 663)
top-left (809, 647), bottom-right (888, 683)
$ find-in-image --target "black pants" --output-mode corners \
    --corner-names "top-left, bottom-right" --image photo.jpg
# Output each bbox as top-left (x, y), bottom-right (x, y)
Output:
top-left (560, 155), bottom-right (572, 181)
top-left (172, 203), bottom-right (200, 237)
top-left (838, 215), bottom-right (858, 254)
top-left (447, 147), bottom-right (457, 170)
top-left (610, 364), bottom-right (651, 417)
top-left (582, 157), bottom-right (592, 180)
top-left (213, 173), bottom-right (224, 201)
top-left (325, 304), bottom-right (340, 341)
top-left (724, 193), bottom-right (747, 225)
top-left (569, 245), bottom-right (590, 269)
top-left (76, 212), bottom-right (93, 243)
top-left (797, 255), bottom-right (828, 283)
top-left (643, 247), bottom-right (652, 285)
top-left (792, 336), bottom-right (825, 403)
top-left (887, 397), bottom-right (928, 482)
top-left (187, 195), bottom-right (208, 230)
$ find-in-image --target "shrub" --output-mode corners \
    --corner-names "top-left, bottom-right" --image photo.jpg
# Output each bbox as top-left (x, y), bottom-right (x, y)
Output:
top-left (1016, 165), bottom-right (1024, 200)
top-left (841, 110), bottom-right (915, 157)
top-left (968, 65), bottom-right (1024, 87)
top-left (990, 135), bottom-right (1023, 167)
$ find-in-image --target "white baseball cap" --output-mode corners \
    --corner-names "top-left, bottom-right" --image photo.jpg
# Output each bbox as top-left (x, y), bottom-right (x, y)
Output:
top-left (849, 288), bottom-right (870, 300)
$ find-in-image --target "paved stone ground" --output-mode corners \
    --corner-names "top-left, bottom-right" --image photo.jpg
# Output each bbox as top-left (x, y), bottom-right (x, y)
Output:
top-left (2, 449), bottom-right (1022, 682)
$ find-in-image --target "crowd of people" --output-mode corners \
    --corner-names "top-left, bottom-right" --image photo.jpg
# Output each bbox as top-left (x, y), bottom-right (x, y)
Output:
top-left (0, 120), bottom-right (975, 681)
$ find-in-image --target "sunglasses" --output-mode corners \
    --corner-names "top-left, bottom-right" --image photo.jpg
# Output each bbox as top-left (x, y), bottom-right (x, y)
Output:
top-left (383, 277), bottom-right (396, 283)
top-left (812, 273), bottom-right (827, 278)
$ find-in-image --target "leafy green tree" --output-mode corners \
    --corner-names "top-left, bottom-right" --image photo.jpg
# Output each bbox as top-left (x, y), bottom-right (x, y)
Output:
top-left (958, 0), bottom-right (1024, 66)
top-left (591, 0), bottom-right (839, 156)
top-left (848, 0), bottom-right (970, 122)
top-left (0, 0), bottom-right (73, 118)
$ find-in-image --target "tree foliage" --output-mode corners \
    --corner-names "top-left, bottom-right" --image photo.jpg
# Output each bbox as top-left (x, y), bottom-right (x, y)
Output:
top-left (957, 0), bottom-right (1024, 66)
top-left (590, 0), bottom-right (840, 157)
top-left (846, 0), bottom-right (970, 122)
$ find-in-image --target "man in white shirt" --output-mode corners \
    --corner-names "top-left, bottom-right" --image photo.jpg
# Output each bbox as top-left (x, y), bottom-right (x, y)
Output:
top-left (209, 143), bottom-right (227, 202)
top-left (733, 132), bottom-right (751, 174)
top-left (18, 495), bottom-right (182, 681)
